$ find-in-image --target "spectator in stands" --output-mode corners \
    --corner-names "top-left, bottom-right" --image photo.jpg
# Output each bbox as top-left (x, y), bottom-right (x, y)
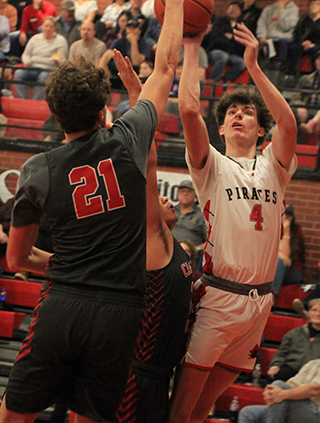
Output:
top-left (172, 180), bottom-right (207, 253)
top-left (100, 0), bottom-right (130, 29)
top-left (99, 17), bottom-right (150, 75)
top-left (55, 0), bottom-right (81, 47)
top-left (238, 0), bottom-right (262, 36)
top-left (141, 0), bottom-right (154, 20)
top-left (290, 51), bottom-right (320, 143)
top-left (256, 0), bottom-right (299, 60)
top-left (69, 20), bottom-right (106, 66)
top-left (8, 0), bottom-right (31, 31)
top-left (238, 358), bottom-right (320, 423)
top-left (102, 9), bottom-right (131, 49)
top-left (128, 0), bottom-right (145, 23)
top-left (206, 1), bottom-right (246, 82)
top-left (272, 203), bottom-right (305, 297)
top-left (14, 16), bottom-right (68, 99)
top-left (287, 0), bottom-right (320, 77)
top-left (144, 16), bottom-right (161, 52)
top-left (266, 298), bottom-right (320, 384)
top-left (74, 0), bottom-right (97, 23)
top-left (19, 0), bottom-right (56, 47)
top-left (0, 0), bottom-right (17, 32)
top-left (0, 15), bottom-right (10, 62)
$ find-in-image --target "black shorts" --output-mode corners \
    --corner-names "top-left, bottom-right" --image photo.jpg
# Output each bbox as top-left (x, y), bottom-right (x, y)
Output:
top-left (5, 283), bottom-right (143, 422)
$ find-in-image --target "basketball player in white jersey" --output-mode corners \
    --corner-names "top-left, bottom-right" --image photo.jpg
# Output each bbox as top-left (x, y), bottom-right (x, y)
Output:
top-left (168, 23), bottom-right (298, 423)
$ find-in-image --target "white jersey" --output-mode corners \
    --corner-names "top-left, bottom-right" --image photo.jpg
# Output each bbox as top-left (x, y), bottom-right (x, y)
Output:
top-left (186, 143), bottom-right (297, 286)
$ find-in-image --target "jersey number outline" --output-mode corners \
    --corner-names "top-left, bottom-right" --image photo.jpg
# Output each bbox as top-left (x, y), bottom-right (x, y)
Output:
top-left (69, 159), bottom-right (125, 219)
top-left (250, 204), bottom-right (263, 231)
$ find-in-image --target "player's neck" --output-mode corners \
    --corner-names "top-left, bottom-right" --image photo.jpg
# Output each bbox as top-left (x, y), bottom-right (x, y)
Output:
top-left (225, 143), bottom-right (256, 160)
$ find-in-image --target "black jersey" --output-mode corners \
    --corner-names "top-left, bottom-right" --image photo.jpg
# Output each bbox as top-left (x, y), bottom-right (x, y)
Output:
top-left (11, 100), bottom-right (157, 297)
top-left (116, 238), bottom-right (194, 423)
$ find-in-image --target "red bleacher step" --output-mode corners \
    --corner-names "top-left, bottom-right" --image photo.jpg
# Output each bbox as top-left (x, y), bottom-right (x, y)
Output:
top-left (263, 314), bottom-right (305, 343)
top-left (0, 277), bottom-right (43, 308)
top-left (0, 310), bottom-right (26, 338)
top-left (274, 284), bottom-right (313, 310)
top-left (215, 383), bottom-right (264, 413)
top-left (260, 347), bottom-right (277, 376)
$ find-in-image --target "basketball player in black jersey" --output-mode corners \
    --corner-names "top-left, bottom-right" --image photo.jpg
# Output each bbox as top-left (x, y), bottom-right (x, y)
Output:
top-left (0, 1), bottom-right (185, 423)
top-left (112, 50), bottom-right (196, 423)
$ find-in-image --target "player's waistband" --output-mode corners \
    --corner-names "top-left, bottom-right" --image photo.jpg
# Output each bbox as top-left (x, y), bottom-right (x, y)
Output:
top-left (49, 282), bottom-right (145, 308)
top-left (202, 273), bottom-right (272, 296)
top-left (132, 360), bottom-right (173, 380)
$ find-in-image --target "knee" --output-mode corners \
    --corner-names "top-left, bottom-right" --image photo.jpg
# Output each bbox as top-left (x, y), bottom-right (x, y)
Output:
top-left (14, 69), bottom-right (23, 80)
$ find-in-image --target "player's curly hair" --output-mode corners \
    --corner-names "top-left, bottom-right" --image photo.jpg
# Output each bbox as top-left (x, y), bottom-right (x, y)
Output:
top-left (45, 55), bottom-right (111, 134)
top-left (214, 84), bottom-right (273, 146)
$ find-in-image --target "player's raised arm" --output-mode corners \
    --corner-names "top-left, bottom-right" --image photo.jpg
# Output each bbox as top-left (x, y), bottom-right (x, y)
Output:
top-left (138, 0), bottom-right (184, 121)
top-left (233, 23), bottom-right (297, 169)
top-left (178, 32), bottom-right (210, 170)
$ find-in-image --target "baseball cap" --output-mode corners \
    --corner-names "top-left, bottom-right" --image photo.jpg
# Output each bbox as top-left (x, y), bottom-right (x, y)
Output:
top-left (61, 0), bottom-right (75, 11)
top-left (285, 203), bottom-right (295, 216)
top-left (178, 180), bottom-right (194, 190)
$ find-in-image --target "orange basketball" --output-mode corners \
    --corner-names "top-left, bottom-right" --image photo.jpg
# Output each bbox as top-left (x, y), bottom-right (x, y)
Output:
top-left (154, 0), bottom-right (214, 37)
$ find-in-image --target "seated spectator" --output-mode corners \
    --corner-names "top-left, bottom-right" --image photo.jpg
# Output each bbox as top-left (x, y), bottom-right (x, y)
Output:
top-left (0, 15), bottom-right (10, 62)
top-left (272, 203), bottom-right (305, 297)
top-left (238, 358), bottom-right (320, 423)
top-left (290, 51), bottom-right (320, 143)
top-left (69, 20), bottom-right (106, 66)
top-left (14, 16), bottom-right (68, 99)
top-left (55, 0), bottom-right (81, 47)
top-left (287, 0), bottom-right (320, 77)
top-left (128, 0), bottom-right (145, 23)
top-left (102, 9), bottom-right (131, 49)
top-left (8, 0), bottom-right (31, 31)
top-left (266, 298), bottom-right (320, 384)
top-left (0, 0), bottom-right (17, 32)
top-left (99, 17), bottom-right (150, 75)
top-left (238, 0), bottom-right (262, 36)
top-left (256, 0), bottom-right (299, 61)
top-left (138, 58), bottom-right (153, 81)
top-left (141, 0), bottom-right (154, 20)
top-left (172, 180), bottom-right (207, 252)
top-left (18, 0), bottom-right (56, 47)
top-left (74, 0), bottom-right (97, 22)
top-left (100, 0), bottom-right (130, 29)
top-left (143, 16), bottom-right (161, 52)
top-left (206, 1), bottom-right (246, 82)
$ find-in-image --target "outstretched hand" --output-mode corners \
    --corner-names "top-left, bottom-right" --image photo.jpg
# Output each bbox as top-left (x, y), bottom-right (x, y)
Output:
top-left (112, 49), bottom-right (141, 97)
top-left (233, 22), bottom-right (259, 69)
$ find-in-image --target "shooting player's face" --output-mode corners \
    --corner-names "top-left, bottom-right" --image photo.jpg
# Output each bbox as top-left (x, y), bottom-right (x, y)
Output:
top-left (220, 103), bottom-right (265, 146)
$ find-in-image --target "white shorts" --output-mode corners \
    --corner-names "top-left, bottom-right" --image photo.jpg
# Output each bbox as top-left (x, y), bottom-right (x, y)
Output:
top-left (185, 281), bottom-right (273, 372)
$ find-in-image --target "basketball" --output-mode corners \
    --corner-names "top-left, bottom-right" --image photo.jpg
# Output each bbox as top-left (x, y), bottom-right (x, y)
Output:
top-left (154, 0), bottom-right (214, 37)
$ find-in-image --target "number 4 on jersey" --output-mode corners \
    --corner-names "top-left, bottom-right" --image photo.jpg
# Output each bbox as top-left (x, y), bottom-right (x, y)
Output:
top-left (250, 204), bottom-right (263, 231)
top-left (69, 159), bottom-right (126, 219)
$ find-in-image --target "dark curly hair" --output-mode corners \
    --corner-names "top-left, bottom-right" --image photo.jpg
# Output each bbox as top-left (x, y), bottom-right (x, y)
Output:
top-left (45, 56), bottom-right (111, 134)
top-left (214, 84), bottom-right (273, 146)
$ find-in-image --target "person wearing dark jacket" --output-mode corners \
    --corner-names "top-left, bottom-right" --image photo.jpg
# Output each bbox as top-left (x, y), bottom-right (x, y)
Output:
top-left (206, 0), bottom-right (246, 81)
top-left (238, 0), bottom-right (262, 36)
top-left (287, 0), bottom-right (320, 76)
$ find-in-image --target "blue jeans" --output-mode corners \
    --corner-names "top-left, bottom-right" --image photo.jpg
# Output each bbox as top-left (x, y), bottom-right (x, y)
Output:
top-left (272, 257), bottom-right (302, 296)
top-left (14, 68), bottom-right (51, 100)
top-left (238, 381), bottom-right (320, 423)
top-left (208, 49), bottom-right (246, 81)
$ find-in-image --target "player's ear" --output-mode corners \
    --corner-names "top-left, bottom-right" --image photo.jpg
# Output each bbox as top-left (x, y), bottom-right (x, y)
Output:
top-left (219, 125), bottom-right (225, 136)
top-left (257, 127), bottom-right (265, 138)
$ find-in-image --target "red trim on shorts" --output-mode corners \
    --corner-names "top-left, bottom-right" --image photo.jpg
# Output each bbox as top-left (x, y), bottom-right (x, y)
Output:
top-left (217, 361), bottom-right (252, 373)
top-left (184, 362), bottom-right (213, 371)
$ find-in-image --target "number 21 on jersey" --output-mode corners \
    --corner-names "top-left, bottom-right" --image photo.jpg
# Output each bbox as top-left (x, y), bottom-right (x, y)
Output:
top-left (69, 159), bottom-right (126, 219)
